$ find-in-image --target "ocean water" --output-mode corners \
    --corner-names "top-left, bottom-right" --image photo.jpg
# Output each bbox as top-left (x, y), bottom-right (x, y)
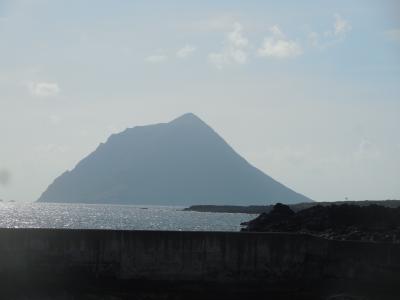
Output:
top-left (0, 202), bottom-right (256, 231)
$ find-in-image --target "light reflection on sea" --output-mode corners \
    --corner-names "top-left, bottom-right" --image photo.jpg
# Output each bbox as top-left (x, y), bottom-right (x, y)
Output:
top-left (0, 202), bottom-right (255, 231)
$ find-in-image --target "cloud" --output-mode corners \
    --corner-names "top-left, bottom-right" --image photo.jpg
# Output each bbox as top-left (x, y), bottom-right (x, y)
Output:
top-left (208, 22), bottom-right (249, 69)
top-left (257, 25), bottom-right (302, 59)
top-left (176, 45), bottom-right (196, 59)
top-left (384, 28), bottom-right (400, 42)
top-left (309, 14), bottom-right (351, 49)
top-left (28, 81), bottom-right (60, 97)
top-left (333, 14), bottom-right (352, 36)
top-left (227, 23), bottom-right (249, 48)
top-left (0, 169), bottom-right (11, 186)
top-left (145, 54), bottom-right (168, 64)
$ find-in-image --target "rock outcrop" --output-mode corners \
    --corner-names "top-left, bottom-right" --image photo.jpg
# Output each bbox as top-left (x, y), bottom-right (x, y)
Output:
top-left (184, 200), bottom-right (400, 214)
top-left (242, 203), bottom-right (400, 243)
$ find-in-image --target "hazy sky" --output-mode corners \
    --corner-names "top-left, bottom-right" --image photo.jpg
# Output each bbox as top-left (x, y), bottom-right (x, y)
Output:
top-left (1, 0), bottom-right (399, 202)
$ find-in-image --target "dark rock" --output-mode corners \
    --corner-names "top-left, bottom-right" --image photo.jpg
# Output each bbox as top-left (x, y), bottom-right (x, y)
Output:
top-left (242, 203), bottom-right (400, 243)
top-left (241, 203), bottom-right (295, 229)
top-left (184, 200), bottom-right (400, 214)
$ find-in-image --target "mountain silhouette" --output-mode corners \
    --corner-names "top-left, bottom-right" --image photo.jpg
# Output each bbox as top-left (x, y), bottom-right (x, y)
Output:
top-left (37, 113), bottom-right (311, 205)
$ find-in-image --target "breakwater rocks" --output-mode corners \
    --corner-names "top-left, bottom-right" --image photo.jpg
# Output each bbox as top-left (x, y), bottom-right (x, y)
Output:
top-left (0, 228), bottom-right (399, 299)
top-left (242, 203), bottom-right (400, 243)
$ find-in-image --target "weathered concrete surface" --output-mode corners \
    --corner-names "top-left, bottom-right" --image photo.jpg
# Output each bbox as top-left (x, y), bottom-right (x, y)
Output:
top-left (0, 228), bottom-right (399, 299)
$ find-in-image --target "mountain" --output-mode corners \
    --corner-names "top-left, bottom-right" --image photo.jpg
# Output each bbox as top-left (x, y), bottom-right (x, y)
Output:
top-left (37, 113), bottom-right (311, 205)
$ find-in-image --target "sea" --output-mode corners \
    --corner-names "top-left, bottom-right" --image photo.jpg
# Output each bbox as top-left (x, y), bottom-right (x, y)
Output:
top-left (0, 202), bottom-right (255, 232)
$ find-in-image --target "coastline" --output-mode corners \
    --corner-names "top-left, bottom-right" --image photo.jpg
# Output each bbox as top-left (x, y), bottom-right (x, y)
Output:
top-left (183, 199), bottom-right (400, 214)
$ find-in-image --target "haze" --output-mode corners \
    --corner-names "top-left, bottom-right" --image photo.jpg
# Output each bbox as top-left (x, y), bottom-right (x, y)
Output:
top-left (0, 0), bottom-right (399, 202)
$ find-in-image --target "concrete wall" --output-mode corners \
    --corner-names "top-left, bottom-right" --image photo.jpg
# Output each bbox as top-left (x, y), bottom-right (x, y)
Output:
top-left (0, 228), bottom-right (399, 298)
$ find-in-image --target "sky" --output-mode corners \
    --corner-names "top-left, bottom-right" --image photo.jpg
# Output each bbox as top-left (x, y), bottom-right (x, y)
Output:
top-left (0, 0), bottom-right (399, 202)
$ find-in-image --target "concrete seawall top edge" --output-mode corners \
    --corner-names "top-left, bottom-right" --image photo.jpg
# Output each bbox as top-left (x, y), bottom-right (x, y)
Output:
top-left (0, 227), bottom-right (397, 246)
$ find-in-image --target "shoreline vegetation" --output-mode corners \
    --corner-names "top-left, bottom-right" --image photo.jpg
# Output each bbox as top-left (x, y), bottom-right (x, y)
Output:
top-left (183, 199), bottom-right (400, 214)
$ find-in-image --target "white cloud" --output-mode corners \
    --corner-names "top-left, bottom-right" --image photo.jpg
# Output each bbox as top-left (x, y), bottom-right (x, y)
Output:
top-left (385, 28), bottom-right (400, 42)
top-left (310, 14), bottom-right (351, 49)
top-left (28, 81), bottom-right (60, 97)
top-left (176, 45), bottom-right (196, 58)
top-left (208, 22), bottom-right (249, 69)
top-left (269, 25), bottom-right (284, 38)
top-left (333, 14), bottom-right (352, 36)
top-left (230, 48), bottom-right (247, 64)
top-left (145, 54), bottom-right (168, 64)
top-left (257, 25), bottom-right (302, 59)
top-left (227, 23), bottom-right (249, 48)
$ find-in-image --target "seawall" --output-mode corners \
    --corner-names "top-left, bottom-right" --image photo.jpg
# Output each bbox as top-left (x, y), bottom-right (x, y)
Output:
top-left (0, 228), bottom-right (399, 299)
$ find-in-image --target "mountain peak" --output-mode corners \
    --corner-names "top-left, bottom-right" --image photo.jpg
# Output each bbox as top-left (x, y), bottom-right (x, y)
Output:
top-left (37, 113), bottom-right (311, 205)
top-left (170, 113), bottom-right (204, 125)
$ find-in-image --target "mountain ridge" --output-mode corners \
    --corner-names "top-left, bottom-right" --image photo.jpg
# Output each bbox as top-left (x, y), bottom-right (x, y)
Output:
top-left (37, 113), bottom-right (311, 205)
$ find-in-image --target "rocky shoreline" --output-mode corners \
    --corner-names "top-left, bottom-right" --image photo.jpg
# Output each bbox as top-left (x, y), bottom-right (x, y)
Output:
top-left (242, 203), bottom-right (400, 243)
top-left (183, 200), bottom-right (400, 214)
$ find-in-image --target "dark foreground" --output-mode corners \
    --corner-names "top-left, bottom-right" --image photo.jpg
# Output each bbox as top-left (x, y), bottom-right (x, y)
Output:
top-left (242, 203), bottom-right (400, 243)
top-left (0, 228), bottom-right (399, 300)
